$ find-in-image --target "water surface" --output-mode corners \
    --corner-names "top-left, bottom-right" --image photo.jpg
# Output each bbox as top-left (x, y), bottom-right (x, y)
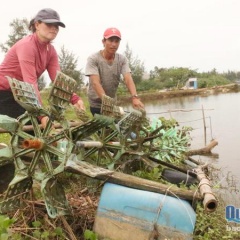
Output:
top-left (123, 92), bottom-right (240, 204)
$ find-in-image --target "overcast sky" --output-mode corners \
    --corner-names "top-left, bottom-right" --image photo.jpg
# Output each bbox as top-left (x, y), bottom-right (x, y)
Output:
top-left (1, 0), bottom-right (240, 74)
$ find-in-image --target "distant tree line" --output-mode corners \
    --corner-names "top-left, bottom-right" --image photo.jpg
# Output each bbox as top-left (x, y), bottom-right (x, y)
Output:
top-left (1, 18), bottom-right (240, 94)
top-left (137, 67), bottom-right (233, 92)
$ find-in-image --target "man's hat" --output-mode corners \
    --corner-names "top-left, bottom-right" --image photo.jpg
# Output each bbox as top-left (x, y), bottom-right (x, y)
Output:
top-left (103, 27), bottom-right (121, 39)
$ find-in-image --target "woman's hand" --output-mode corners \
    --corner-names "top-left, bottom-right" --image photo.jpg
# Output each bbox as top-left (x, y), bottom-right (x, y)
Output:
top-left (73, 99), bottom-right (86, 111)
top-left (40, 116), bottom-right (50, 129)
top-left (40, 116), bottom-right (56, 135)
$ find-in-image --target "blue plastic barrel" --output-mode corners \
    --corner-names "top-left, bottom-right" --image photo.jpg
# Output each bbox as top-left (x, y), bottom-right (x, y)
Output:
top-left (94, 183), bottom-right (196, 240)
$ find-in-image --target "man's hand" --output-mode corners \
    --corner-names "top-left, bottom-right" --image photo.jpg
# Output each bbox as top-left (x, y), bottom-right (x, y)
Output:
top-left (73, 99), bottom-right (86, 111)
top-left (132, 98), bottom-right (145, 111)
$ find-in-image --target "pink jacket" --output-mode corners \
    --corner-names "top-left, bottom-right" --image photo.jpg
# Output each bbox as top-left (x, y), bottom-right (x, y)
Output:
top-left (0, 33), bottom-right (79, 104)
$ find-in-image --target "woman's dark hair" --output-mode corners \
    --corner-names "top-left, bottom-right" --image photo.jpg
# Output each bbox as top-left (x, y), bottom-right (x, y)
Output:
top-left (29, 18), bottom-right (40, 33)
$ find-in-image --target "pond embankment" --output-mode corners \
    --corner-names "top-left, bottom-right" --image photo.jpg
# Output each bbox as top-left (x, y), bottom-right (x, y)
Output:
top-left (117, 83), bottom-right (240, 104)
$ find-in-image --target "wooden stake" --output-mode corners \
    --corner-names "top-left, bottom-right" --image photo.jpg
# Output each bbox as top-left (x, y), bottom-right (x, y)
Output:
top-left (202, 105), bottom-right (207, 146)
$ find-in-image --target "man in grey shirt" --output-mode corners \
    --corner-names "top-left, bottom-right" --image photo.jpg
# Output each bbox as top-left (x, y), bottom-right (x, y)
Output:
top-left (85, 27), bottom-right (144, 115)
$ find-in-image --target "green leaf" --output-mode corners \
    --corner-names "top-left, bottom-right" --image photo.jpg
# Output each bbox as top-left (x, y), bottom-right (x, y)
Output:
top-left (32, 220), bottom-right (42, 227)
top-left (54, 227), bottom-right (63, 236)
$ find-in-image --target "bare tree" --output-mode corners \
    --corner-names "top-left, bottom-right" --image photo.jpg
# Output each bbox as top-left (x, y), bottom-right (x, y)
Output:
top-left (124, 43), bottom-right (145, 84)
top-left (58, 46), bottom-right (84, 91)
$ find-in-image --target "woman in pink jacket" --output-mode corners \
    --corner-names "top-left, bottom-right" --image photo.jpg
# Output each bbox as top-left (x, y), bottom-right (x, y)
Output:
top-left (0, 8), bottom-right (85, 127)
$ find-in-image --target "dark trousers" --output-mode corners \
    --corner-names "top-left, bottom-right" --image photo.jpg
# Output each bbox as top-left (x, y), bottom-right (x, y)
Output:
top-left (0, 90), bottom-right (38, 135)
top-left (0, 91), bottom-right (25, 191)
top-left (0, 91), bottom-right (26, 118)
top-left (90, 107), bottom-right (101, 116)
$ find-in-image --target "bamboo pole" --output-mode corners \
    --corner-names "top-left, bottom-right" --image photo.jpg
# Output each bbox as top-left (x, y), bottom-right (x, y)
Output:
top-left (195, 167), bottom-right (218, 212)
top-left (65, 159), bottom-right (201, 201)
top-left (0, 121), bottom-right (81, 133)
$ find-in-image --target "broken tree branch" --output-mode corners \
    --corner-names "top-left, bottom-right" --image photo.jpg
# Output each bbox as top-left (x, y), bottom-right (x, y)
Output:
top-left (186, 140), bottom-right (218, 156)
